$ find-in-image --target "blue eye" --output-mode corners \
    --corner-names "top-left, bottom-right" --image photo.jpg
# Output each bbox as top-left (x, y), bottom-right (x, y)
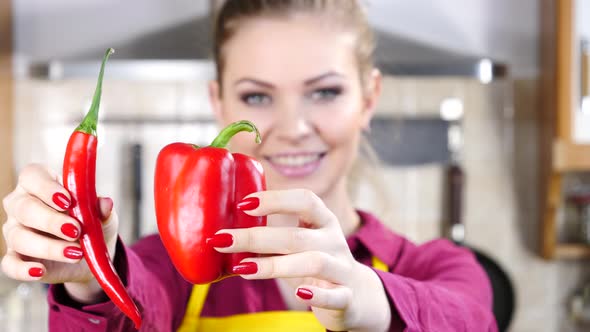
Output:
top-left (309, 87), bottom-right (342, 102)
top-left (241, 93), bottom-right (272, 106)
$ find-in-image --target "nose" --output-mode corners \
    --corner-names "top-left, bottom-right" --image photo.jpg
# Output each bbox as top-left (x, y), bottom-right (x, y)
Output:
top-left (274, 103), bottom-right (313, 143)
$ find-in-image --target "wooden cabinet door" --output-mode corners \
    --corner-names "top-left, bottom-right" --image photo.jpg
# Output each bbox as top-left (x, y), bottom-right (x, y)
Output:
top-left (0, 0), bottom-right (14, 256)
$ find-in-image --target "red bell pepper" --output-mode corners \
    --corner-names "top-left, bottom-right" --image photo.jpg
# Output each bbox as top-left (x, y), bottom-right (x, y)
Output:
top-left (63, 49), bottom-right (141, 328)
top-left (154, 121), bottom-right (266, 284)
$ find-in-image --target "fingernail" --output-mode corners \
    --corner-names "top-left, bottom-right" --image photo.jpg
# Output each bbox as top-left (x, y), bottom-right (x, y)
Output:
top-left (206, 233), bottom-right (233, 248)
top-left (28, 267), bottom-right (44, 278)
top-left (63, 246), bottom-right (84, 260)
top-left (232, 262), bottom-right (258, 275)
top-left (296, 288), bottom-right (313, 300)
top-left (237, 197), bottom-right (259, 211)
top-left (60, 223), bottom-right (79, 238)
top-left (98, 197), bottom-right (113, 220)
top-left (52, 192), bottom-right (71, 210)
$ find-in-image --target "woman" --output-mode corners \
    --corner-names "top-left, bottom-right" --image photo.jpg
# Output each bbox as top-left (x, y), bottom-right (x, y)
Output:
top-left (1, 0), bottom-right (496, 331)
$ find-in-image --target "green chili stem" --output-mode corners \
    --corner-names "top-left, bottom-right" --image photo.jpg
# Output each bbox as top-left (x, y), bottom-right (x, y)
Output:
top-left (76, 48), bottom-right (115, 135)
top-left (209, 120), bottom-right (262, 148)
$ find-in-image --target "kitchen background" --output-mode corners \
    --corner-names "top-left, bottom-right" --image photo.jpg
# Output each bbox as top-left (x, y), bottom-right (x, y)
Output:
top-left (1, 0), bottom-right (590, 331)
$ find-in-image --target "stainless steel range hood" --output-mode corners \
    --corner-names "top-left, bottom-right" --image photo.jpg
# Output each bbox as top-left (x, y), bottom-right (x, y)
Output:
top-left (27, 15), bottom-right (507, 81)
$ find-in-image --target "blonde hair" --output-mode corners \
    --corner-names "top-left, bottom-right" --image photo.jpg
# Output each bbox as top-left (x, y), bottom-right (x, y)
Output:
top-left (213, 0), bottom-right (375, 87)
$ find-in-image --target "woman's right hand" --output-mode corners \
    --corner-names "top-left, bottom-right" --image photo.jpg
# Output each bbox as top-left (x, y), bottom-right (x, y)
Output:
top-left (1, 164), bottom-right (119, 302)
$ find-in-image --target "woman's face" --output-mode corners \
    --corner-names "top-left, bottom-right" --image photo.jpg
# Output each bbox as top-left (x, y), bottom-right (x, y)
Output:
top-left (210, 14), bottom-right (380, 199)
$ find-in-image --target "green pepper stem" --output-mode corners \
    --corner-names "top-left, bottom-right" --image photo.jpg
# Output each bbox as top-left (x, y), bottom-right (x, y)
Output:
top-left (209, 120), bottom-right (261, 148)
top-left (76, 48), bottom-right (115, 135)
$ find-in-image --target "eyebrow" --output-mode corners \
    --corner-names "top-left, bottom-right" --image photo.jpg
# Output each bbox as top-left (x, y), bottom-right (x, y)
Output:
top-left (304, 71), bottom-right (343, 85)
top-left (234, 78), bottom-right (275, 89)
top-left (234, 71), bottom-right (343, 89)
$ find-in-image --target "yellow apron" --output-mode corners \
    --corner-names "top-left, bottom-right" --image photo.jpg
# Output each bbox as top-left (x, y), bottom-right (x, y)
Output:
top-left (177, 257), bottom-right (389, 332)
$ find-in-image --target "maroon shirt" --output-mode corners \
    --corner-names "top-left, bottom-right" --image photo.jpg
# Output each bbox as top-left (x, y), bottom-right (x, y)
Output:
top-left (47, 211), bottom-right (497, 331)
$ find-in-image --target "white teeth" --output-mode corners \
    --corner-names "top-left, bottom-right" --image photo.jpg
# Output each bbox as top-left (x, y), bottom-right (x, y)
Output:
top-left (271, 154), bottom-right (320, 166)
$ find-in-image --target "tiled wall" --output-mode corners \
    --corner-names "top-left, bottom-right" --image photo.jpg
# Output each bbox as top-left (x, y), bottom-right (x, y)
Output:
top-left (9, 75), bottom-right (590, 331)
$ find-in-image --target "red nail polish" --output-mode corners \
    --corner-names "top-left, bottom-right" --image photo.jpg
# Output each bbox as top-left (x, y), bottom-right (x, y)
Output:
top-left (206, 233), bottom-right (234, 248)
top-left (52, 192), bottom-right (71, 210)
top-left (63, 246), bottom-right (84, 260)
top-left (28, 267), bottom-right (44, 277)
top-left (60, 223), bottom-right (79, 238)
top-left (296, 288), bottom-right (313, 300)
top-left (237, 197), bottom-right (259, 211)
top-left (232, 262), bottom-right (258, 275)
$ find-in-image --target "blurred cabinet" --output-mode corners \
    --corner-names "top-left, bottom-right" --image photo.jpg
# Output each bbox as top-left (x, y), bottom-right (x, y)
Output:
top-left (0, 0), bottom-right (14, 256)
top-left (541, 0), bottom-right (590, 259)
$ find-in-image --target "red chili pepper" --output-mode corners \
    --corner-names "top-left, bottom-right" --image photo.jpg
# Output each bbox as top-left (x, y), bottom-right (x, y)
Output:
top-left (154, 121), bottom-right (267, 284)
top-left (63, 48), bottom-right (141, 329)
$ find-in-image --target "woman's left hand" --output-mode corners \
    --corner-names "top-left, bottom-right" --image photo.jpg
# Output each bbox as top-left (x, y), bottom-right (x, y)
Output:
top-left (210, 189), bottom-right (391, 332)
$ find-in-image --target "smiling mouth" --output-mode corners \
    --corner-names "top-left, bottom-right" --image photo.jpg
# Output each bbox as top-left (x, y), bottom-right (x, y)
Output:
top-left (264, 152), bottom-right (327, 177)
top-left (266, 152), bottom-right (326, 166)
